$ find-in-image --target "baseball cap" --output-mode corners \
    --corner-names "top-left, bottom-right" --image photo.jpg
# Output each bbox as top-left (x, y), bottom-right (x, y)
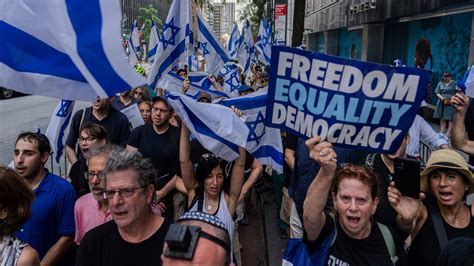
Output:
top-left (151, 96), bottom-right (172, 110)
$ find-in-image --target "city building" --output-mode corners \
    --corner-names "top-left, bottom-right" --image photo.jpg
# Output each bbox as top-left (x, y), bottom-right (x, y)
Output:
top-left (303, 0), bottom-right (473, 93)
top-left (203, 1), bottom-right (236, 38)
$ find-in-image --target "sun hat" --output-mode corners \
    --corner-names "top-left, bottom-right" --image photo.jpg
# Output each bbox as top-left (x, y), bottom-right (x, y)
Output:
top-left (420, 149), bottom-right (474, 193)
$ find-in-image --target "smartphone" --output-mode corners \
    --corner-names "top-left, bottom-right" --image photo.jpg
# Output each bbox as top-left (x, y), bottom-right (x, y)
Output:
top-left (394, 157), bottom-right (420, 199)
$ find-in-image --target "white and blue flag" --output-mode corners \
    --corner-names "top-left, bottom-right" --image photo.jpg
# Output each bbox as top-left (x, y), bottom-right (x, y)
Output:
top-left (255, 16), bottom-right (271, 66)
top-left (221, 63), bottom-right (241, 97)
top-left (217, 89), bottom-right (284, 173)
top-left (129, 19), bottom-right (141, 58)
top-left (227, 23), bottom-right (241, 58)
top-left (158, 71), bottom-right (229, 99)
top-left (147, 20), bottom-right (160, 64)
top-left (0, 0), bottom-right (146, 101)
top-left (188, 53), bottom-right (200, 72)
top-left (237, 19), bottom-right (255, 74)
top-left (196, 11), bottom-right (230, 75)
top-left (45, 100), bottom-right (75, 163)
top-left (148, 0), bottom-right (192, 89)
top-left (167, 92), bottom-right (249, 161)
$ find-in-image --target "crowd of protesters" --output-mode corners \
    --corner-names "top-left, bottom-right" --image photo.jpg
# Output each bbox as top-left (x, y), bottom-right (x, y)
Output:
top-left (1, 60), bottom-right (474, 266)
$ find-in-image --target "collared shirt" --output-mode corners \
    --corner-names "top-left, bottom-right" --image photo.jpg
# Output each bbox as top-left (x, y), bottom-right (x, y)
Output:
top-left (74, 193), bottom-right (112, 245)
top-left (16, 171), bottom-right (76, 259)
top-left (110, 96), bottom-right (140, 111)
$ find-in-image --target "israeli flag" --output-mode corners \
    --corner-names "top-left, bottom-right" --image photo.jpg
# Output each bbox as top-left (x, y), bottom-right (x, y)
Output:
top-left (221, 63), bottom-right (241, 97)
top-left (158, 71), bottom-right (229, 99)
top-left (130, 19), bottom-right (141, 58)
top-left (217, 89), bottom-right (284, 173)
top-left (166, 92), bottom-right (249, 161)
top-left (0, 0), bottom-right (146, 101)
top-left (196, 11), bottom-right (230, 75)
top-left (227, 23), bottom-right (241, 58)
top-left (188, 53), bottom-right (200, 72)
top-left (45, 100), bottom-right (75, 163)
top-left (148, 0), bottom-right (191, 89)
top-left (147, 20), bottom-right (160, 65)
top-left (255, 17), bottom-right (271, 66)
top-left (459, 65), bottom-right (474, 97)
top-left (237, 19), bottom-right (255, 74)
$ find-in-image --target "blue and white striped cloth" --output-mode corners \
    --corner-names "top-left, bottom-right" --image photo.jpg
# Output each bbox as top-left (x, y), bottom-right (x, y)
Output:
top-left (227, 23), bottom-right (241, 58)
top-left (147, 20), bottom-right (160, 65)
top-left (148, 0), bottom-right (192, 89)
top-left (158, 71), bottom-right (229, 99)
top-left (0, 0), bottom-right (146, 101)
top-left (196, 11), bottom-right (230, 75)
top-left (128, 19), bottom-right (141, 66)
top-left (217, 89), bottom-right (284, 173)
top-left (237, 19), bottom-right (255, 74)
top-left (45, 100), bottom-right (75, 163)
top-left (166, 92), bottom-right (249, 161)
top-left (220, 63), bottom-right (241, 98)
top-left (255, 16), bottom-right (271, 66)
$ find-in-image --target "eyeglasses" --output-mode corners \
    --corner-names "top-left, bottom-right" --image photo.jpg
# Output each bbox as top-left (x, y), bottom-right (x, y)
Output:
top-left (103, 186), bottom-right (146, 199)
top-left (151, 107), bottom-right (170, 113)
top-left (78, 137), bottom-right (97, 143)
top-left (84, 171), bottom-right (106, 180)
top-left (134, 91), bottom-right (143, 96)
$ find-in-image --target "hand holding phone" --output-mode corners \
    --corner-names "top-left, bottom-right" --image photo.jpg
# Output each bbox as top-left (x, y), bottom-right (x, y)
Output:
top-left (394, 157), bottom-right (420, 199)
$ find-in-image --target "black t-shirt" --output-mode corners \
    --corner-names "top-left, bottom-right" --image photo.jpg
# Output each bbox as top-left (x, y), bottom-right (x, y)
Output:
top-left (304, 213), bottom-right (407, 266)
top-left (68, 158), bottom-right (89, 198)
top-left (76, 219), bottom-right (170, 266)
top-left (370, 154), bottom-right (398, 229)
top-left (65, 107), bottom-right (131, 160)
top-left (128, 124), bottom-right (181, 182)
top-left (407, 195), bottom-right (474, 266)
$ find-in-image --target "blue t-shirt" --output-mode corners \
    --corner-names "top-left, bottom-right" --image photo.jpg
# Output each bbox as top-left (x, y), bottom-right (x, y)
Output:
top-left (16, 171), bottom-right (76, 259)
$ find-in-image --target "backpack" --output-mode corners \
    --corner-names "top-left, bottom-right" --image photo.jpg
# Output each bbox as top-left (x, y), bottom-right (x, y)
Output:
top-left (283, 213), bottom-right (399, 266)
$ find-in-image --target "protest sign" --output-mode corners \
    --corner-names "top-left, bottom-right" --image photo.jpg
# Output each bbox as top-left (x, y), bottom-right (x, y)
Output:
top-left (266, 46), bottom-right (430, 153)
top-left (121, 103), bottom-right (144, 129)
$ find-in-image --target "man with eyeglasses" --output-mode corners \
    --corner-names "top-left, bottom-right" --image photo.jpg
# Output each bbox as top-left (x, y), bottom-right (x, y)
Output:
top-left (73, 144), bottom-right (116, 245)
top-left (127, 96), bottom-right (182, 221)
top-left (64, 97), bottom-right (130, 166)
top-left (14, 132), bottom-right (76, 265)
top-left (76, 148), bottom-right (170, 266)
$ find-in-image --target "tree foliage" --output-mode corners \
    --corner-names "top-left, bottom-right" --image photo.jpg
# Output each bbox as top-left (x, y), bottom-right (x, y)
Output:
top-left (238, 0), bottom-right (266, 36)
top-left (138, 4), bottom-right (162, 45)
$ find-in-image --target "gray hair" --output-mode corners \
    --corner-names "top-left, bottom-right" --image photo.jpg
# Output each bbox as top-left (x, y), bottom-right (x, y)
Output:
top-left (105, 149), bottom-right (156, 188)
top-left (87, 144), bottom-right (118, 161)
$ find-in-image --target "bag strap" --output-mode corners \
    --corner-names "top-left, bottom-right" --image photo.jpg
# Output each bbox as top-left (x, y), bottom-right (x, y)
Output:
top-left (328, 212), bottom-right (338, 246)
top-left (377, 222), bottom-right (399, 265)
top-left (428, 202), bottom-right (449, 249)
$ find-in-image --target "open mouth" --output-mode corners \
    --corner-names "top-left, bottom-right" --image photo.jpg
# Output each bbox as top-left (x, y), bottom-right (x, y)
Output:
top-left (347, 216), bottom-right (360, 225)
top-left (438, 191), bottom-right (453, 201)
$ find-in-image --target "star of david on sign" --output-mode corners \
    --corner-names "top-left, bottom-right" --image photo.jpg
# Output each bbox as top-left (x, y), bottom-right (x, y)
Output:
top-left (159, 18), bottom-right (180, 50)
top-left (56, 100), bottom-right (72, 117)
top-left (246, 111), bottom-right (266, 145)
top-left (198, 42), bottom-right (210, 56)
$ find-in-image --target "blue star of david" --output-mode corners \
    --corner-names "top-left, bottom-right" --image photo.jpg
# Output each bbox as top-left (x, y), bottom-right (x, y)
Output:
top-left (198, 41), bottom-right (210, 56)
top-left (223, 64), bottom-right (234, 74)
top-left (159, 18), bottom-right (180, 50)
top-left (244, 43), bottom-right (254, 55)
top-left (225, 71), bottom-right (240, 93)
top-left (262, 35), bottom-right (270, 47)
top-left (246, 111), bottom-right (266, 145)
top-left (56, 100), bottom-right (73, 117)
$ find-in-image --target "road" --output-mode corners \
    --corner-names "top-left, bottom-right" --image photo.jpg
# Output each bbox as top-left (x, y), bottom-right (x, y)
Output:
top-left (0, 95), bottom-right (89, 176)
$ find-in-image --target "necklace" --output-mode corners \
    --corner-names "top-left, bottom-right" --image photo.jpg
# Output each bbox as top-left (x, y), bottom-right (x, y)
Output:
top-left (207, 203), bottom-right (212, 211)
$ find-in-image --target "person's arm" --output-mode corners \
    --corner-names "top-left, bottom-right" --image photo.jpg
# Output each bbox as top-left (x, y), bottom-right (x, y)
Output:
top-left (179, 124), bottom-right (197, 194)
top-left (175, 176), bottom-right (187, 194)
top-left (41, 236), bottom-right (74, 265)
top-left (451, 93), bottom-right (474, 154)
top-left (303, 137), bottom-right (337, 241)
top-left (126, 145), bottom-right (138, 153)
top-left (417, 115), bottom-right (448, 149)
top-left (284, 148), bottom-right (295, 170)
top-left (227, 147), bottom-right (246, 217)
top-left (238, 159), bottom-right (263, 203)
top-left (65, 146), bottom-right (78, 166)
top-left (387, 181), bottom-right (427, 235)
top-left (17, 245), bottom-right (40, 266)
top-left (209, 76), bottom-right (224, 92)
top-left (155, 175), bottom-right (177, 203)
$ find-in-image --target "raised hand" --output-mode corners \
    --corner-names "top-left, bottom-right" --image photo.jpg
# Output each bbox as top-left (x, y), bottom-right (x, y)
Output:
top-left (451, 92), bottom-right (470, 115)
top-left (388, 181), bottom-right (424, 225)
top-left (305, 136), bottom-right (337, 175)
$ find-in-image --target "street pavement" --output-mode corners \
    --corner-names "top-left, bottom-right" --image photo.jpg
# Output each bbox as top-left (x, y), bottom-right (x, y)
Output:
top-left (0, 95), bottom-right (89, 175)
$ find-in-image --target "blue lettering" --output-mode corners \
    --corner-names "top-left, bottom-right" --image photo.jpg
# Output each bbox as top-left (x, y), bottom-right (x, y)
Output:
top-left (322, 94), bottom-right (345, 120)
top-left (345, 97), bottom-right (360, 123)
top-left (289, 82), bottom-right (307, 110)
top-left (275, 78), bottom-right (290, 102)
top-left (306, 89), bottom-right (327, 115)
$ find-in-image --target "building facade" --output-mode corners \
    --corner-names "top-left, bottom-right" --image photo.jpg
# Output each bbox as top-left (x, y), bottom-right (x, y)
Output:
top-left (304, 0), bottom-right (474, 103)
top-left (121, 0), bottom-right (171, 33)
